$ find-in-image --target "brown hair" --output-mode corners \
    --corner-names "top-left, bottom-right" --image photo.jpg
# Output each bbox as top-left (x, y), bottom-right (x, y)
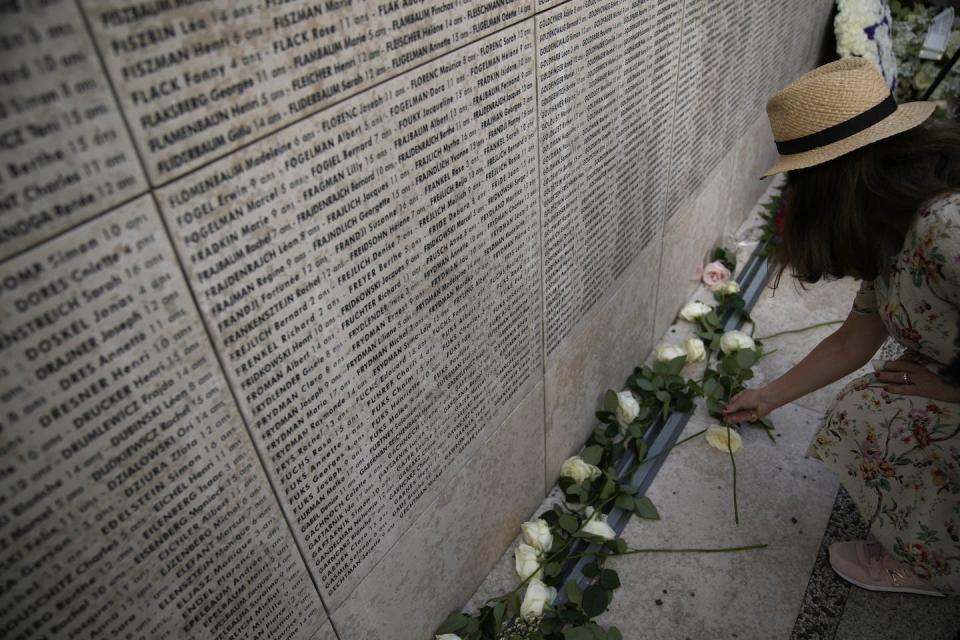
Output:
top-left (775, 118), bottom-right (960, 284)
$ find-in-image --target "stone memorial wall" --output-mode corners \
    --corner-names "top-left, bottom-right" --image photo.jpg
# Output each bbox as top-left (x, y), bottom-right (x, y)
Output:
top-left (0, 1), bottom-right (834, 639)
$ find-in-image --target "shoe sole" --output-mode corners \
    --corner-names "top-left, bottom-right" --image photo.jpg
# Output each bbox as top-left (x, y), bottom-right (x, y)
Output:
top-left (830, 564), bottom-right (945, 597)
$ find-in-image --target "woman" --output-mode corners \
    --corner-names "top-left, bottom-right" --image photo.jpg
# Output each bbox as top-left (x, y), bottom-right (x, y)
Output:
top-left (723, 58), bottom-right (960, 596)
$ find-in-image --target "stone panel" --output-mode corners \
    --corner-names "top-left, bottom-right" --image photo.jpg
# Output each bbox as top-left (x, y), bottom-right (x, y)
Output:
top-left (0, 0), bottom-right (148, 260)
top-left (543, 240), bottom-right (661, 483)
top-left (0, 196), bottom-right (329, 640)
top-left (538, 0), bottom-right (682, 354)
top-left (330, 381), bottom-right (546, 640)
top-left (82, 0), bottom-right (534, 183)
top-left (665, 0), bottom-right (741, 219)
top-left (155, 22), bottom-right (542, 607)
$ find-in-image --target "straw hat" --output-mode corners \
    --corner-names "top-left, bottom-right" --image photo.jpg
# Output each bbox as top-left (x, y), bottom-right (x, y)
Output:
top-left (763, 58), bottom-right (936, 177)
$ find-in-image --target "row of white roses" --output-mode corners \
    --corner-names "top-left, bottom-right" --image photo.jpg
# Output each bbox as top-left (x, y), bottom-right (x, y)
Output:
top-left (435, 288), bottom-right (759, 638)
top-left (654, 300), bottom-right (756, 365)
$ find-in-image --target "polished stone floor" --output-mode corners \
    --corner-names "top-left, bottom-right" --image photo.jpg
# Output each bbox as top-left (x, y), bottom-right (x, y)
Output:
top-left (466, 198), bottom-right (960, 639)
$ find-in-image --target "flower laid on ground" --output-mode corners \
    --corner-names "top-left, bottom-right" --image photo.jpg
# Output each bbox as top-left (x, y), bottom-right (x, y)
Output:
top-left (520, 519), bottom-right (553, 553)
top-left (684, 337), bottom-right (706, 363)
top-left (679, 301), bottom-right (713, 322)
top-left (519, 578), bottom-right (556, 620)
top-left (614, 390), bottom-right (639, 427)
top-left (720, 330), bottom-right (756, 354)
top-left (581, 507), bottom-right (617, 540)
top-left (702, 260), bottom-right (733, 290)
top-left (705, 425), bottom-right (744, 453)
top-left (514, 543), bottom-right (542, 580)
top-left (714, 280), bottom-right (740, 296)
top-left (655, 343), bottom-right (687, 363)
top-left (435, 225), bottom-right (789, 639)
top-left (560, 455), bottom-right (601, 483)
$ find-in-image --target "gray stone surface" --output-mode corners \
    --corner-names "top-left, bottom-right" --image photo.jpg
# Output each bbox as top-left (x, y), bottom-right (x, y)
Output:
top-left (330, 381), bottom-right (546, 640)
top-left (537, 0), bottom-right (682, 353)
top-left (156, 21), bottom-right (543, 608)
top-left (0, 0), bottom-right (147, 259)
top-left (596, 402), bottom-right (839, 640)
top-left (0, 196), bottom-right (329, 639)
top-left (83, 0), bottom-right (533, 183)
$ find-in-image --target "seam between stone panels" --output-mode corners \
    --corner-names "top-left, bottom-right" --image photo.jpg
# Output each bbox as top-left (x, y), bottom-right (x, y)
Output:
top-left (135, 3), bottom-right (575, 189)
top-left (73, 2), bottom-right (346, 633)
top-left (530, 11), bottom-right (551, 498)
top-left (653, 0), bottom-right (691, 332)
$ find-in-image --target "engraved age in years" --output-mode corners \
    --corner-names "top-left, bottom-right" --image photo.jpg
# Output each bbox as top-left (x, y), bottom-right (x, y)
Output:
top-left (0, 0), bottom-right (147, 260)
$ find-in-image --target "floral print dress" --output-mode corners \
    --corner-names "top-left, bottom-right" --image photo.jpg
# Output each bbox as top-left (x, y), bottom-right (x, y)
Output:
top-left (812, 192), bottom-right (960, 593)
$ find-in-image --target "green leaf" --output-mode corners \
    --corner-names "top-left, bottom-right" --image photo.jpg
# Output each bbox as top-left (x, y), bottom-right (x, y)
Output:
top-left (545, 561), bottom-right (562, 577)
top-left (566, 580), bottom-right (583, 605)
top-left (595, 410), bottom-right (615, 424)
top-left (607, 627), bottom-right (624, 640)
top-left (703, 377), bottom-right (720, 398)
top-left (666, 355), bottom-right (686, 375)
top-left (629, 422), bottom-right (647, 440)
top-left (599, 568), bottom-right (621, 590)
top-left (634, 496), bottom-right (660, 520)
top-left (506, 591), bottom-right (521, 617)
top-left (559, 513), bottom-right (579, 533)
top-left (564, 628), bottom-right (593, 640)
top-left (619, 484), bottom-right (640, 495)
top-left (615, 494), bottom-right (634, 511)
top-left (581, 445), bottom-right (604, 466)
top-left (581, 585), bottom-right (610, 617)
top-left (654, 390), bottom-right (671, 404)
top-left (633, 437), bottom-right (648, 460)
top-left (603, 389), bottom-right (619, 412)
top-left (634, 376), bottom-right (654, 391)
top-left (608, 537), bottom-right (627, 554)
top-left (436, 611), bottom-right (472, 633)
top-left (736, 349), bottom-right (758, 369)
top-left (599, 479), bottom-right (616, 500)
top-left (582, 561), bottom-right (600, 578)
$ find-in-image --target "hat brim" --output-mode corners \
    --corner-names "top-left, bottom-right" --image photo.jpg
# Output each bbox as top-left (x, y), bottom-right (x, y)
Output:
top-left (762, 101), bottom-right (937, 177)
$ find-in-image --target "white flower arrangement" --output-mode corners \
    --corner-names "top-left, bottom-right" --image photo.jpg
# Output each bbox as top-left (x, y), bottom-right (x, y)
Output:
top-left (889, 1), bottom-right (960, 119)
top-left (835, 0), bottom-right (898, 89)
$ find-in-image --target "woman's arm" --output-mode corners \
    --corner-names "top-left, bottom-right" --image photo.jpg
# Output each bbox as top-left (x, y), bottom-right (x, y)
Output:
top-left (722, 309), bottom-right (888, 421)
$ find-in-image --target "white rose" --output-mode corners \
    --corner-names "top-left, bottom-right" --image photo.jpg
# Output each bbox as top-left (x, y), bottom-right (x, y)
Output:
top-left (705, 425), bottom-right (743, 453)
top-left (560, 456), bottom-right (601, 483)
top-left (520, 519), bottom-right (553, 553)
top-left (436, 635), bottom-right (462, 640)
top-left (683, 337), bottom-right (706, 364)
top-left (581, 507), bottom-right (616, 540)
top-left (514, 543), bottom-right (542, 581)
top-left (913, 61), bottom-right (938, 91)
top-left (655, 343), bottom-right (687, 363)
top-left (719, 330), bottom-right (755, 355)
top-left (520, 578), bottom-right (556, 620)
top-left (679, 301), bottom-right (712, 322)
top-left (615, 390), bottom-right (639, 426)
top-left (715, 280), bottom-right (740, 296)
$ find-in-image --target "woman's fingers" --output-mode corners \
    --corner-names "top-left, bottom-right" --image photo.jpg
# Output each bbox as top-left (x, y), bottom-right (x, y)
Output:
top-left (882, 384), bottom-right (926, 397)
top-left (726, 410), bottom-right (758, 423)
top-left (882, 359), bottom-right (926, 373)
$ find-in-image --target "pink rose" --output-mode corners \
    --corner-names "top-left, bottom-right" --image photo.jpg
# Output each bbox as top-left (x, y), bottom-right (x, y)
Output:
top-left (702, 260), bottom-right (732, 290)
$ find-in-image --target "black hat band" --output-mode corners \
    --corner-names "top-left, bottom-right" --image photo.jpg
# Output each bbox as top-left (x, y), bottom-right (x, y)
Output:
top-left (775, 94), bottom-right (898, 155)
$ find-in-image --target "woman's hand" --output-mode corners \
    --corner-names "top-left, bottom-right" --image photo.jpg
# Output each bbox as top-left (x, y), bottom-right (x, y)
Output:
top-left (876, 359), bottom-right (960, 403)
top-left (722, 386), bottom-right (778, 423)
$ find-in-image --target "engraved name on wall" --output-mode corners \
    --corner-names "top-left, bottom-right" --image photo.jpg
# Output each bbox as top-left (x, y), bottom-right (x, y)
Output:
top-left (0, 197), bottom-right (328, 639)
top-left (83, 0), bottom-right (533, 183)
top-left (538, 0), bottom-right (682, 353)
top-left (156, 22), bottom-right (542, 606)
top-left (0, 0), bottom-right (147, 260)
